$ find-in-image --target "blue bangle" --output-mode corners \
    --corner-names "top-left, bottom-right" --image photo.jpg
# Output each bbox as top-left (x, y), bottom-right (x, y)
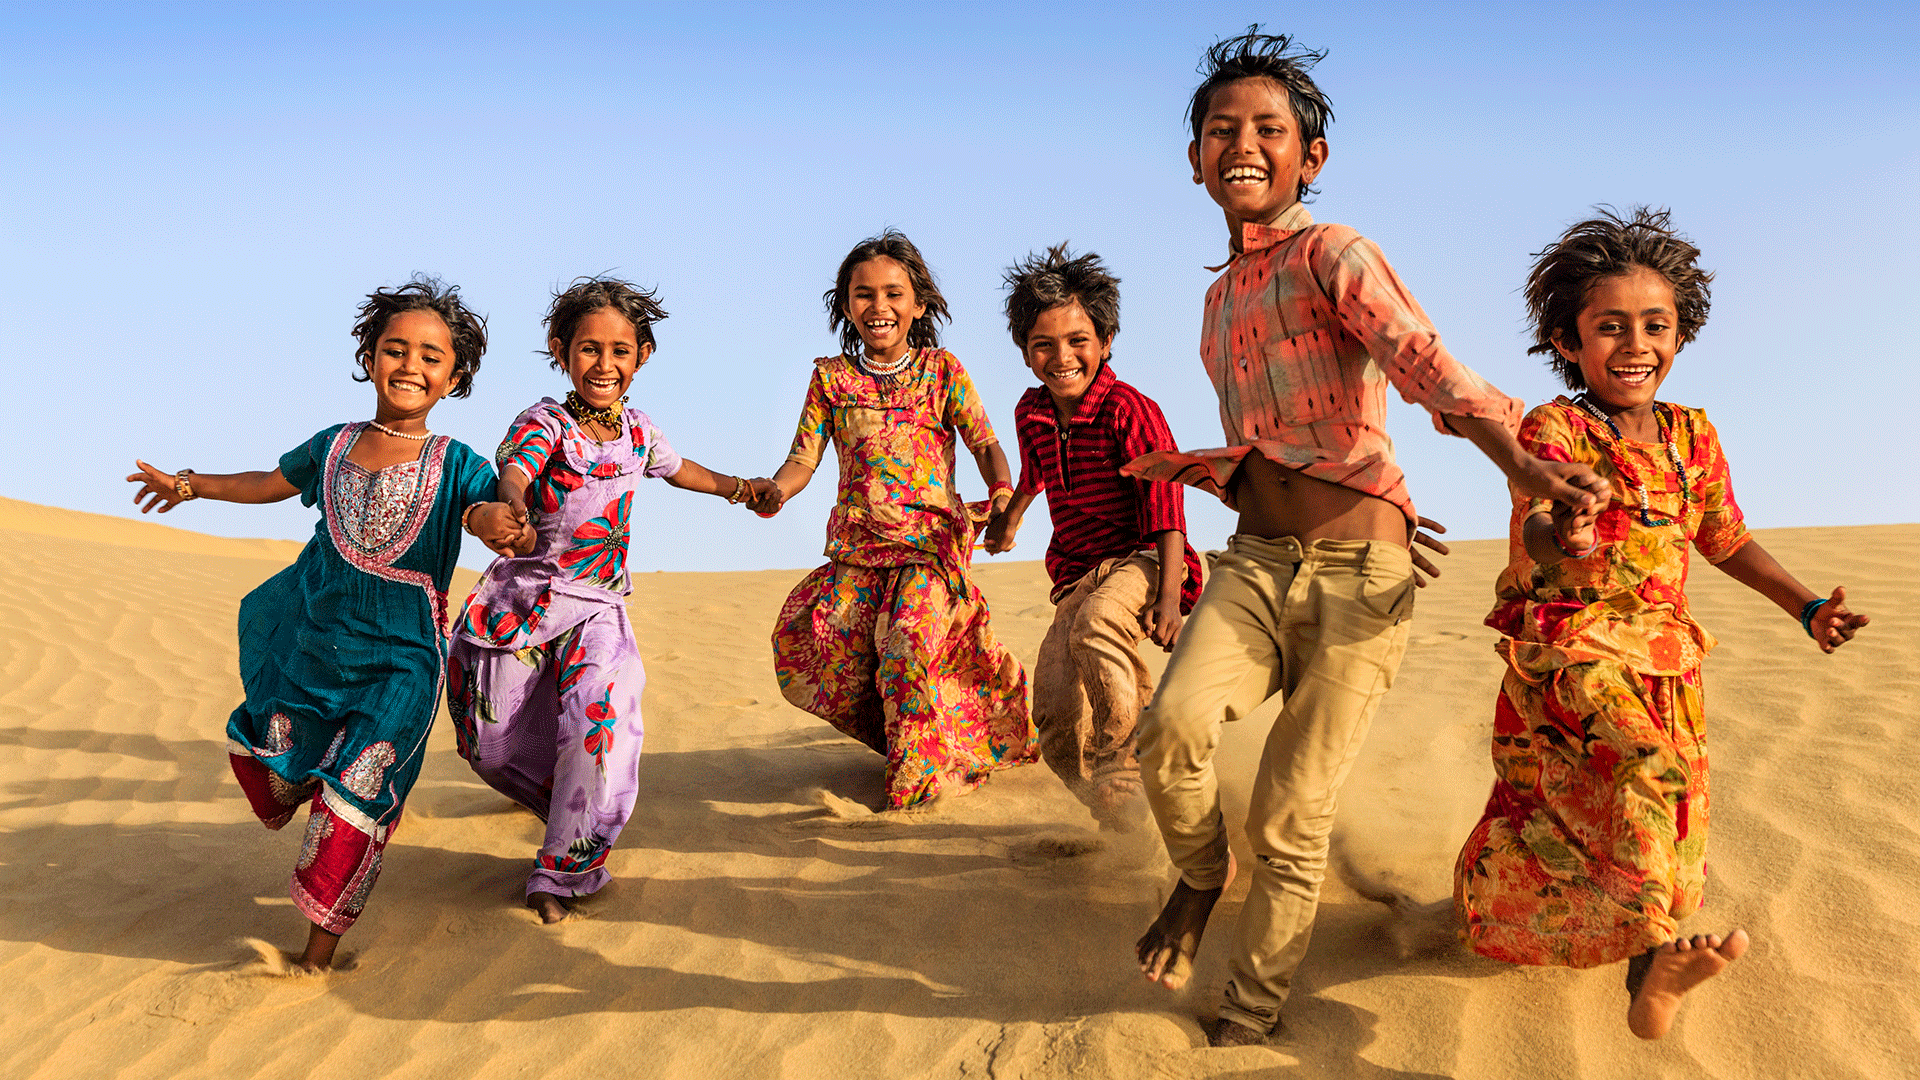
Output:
top-left (1799, 597), bottom-right (1829, 639)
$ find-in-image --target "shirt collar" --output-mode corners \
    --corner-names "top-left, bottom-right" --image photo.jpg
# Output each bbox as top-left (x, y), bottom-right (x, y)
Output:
top-left (1206, 203), bottom-right (1316, 271)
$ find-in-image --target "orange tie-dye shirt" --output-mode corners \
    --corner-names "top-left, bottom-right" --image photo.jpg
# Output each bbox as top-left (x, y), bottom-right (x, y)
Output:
top-left (1124, 203), bottom-right (1522, 524)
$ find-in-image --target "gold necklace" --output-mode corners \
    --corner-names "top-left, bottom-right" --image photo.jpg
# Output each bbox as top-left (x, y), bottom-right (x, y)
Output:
top-left (565, 390), bottom-right (625, 431)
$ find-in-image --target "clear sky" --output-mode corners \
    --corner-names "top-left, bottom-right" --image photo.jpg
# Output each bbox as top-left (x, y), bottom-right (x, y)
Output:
top-left (3, 1), bottom-right (1914, 573)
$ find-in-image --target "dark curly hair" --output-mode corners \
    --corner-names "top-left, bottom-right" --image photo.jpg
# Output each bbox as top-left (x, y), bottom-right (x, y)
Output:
top-left (351, 277), bottom-right (487, 398)
top-left (542, 276), bottom-right (669, 371)
top-left (1188, 27), bottom-right (1335, 203)
top-left (824, 229), bottom-right (950, 358)
top-left (1002, 243), bottom-right (1121, 351)
top-left (1525, 207), bottom-right (1714, 390)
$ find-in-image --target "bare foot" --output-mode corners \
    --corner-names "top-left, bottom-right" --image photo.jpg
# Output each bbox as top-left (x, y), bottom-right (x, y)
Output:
top-left (1208, 1016), bottom-right (1270, 1047)
top-left (528, 892), bottom-right (570, 924)
top-left (294, 923), bottom-right (340, 973)
top-left (1626, 929), bottom-right (1750, 1040)
top-left (1136, 853), bottom-right (1236, 990)
top-left (1089, 779), bottom-right (1147, 833)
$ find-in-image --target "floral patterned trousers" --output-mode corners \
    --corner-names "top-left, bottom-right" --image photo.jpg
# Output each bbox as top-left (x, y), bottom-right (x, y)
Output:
top-left (449, 607), bottom-right (646, 898)
top-left (1455, 661), bottom-right (1709, 968)
top-left (772, 559), bottom-right (1037, 809)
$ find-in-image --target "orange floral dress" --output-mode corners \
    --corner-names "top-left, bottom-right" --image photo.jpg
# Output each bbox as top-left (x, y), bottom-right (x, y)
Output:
top-left (771, 349), bottom-right (1037, 808)
top-left (1454, 397), bottom-right (1750, 968)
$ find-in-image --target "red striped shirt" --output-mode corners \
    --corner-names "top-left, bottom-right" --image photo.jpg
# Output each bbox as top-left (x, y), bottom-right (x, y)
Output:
top-left (1014, 365), bottom-right (1202, 612)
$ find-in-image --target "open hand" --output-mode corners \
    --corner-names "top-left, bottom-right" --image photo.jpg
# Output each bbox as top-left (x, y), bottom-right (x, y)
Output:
top-left (127, 460), bottom-right (186, 514)
top-left (1410, 516), bottom-right (1450, 587)
top-left (1811, 586), bottom-right (1868, 654)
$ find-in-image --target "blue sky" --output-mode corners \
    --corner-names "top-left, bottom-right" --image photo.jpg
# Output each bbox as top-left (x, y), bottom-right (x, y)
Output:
top-left (2, 2), bottom-right (1914, 572)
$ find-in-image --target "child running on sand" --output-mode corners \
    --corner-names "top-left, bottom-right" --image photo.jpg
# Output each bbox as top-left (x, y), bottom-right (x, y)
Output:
top-left (982, 245), bottom-right (1201, 830)
top-left (126, 279), bottom-right (528, 970)
top-left (756, 230), bottom-right (1039, 810)
top-left (1120, 31), bottom-right (1612, 1045)
top-left (448, 278), bottom-right (776, 924)
top-left (1453, 208), bottom-right (1868, 1039)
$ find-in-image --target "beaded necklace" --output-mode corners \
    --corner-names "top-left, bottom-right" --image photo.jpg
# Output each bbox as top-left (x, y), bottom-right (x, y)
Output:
top-left (368, 420), bottom-right (431, 441)
top-left (854, 346), bottom-right (918, 389)
top-left (1573, 394), bottom-right (1690, 528)
top-left (565, 390), bottom-right (625, 437)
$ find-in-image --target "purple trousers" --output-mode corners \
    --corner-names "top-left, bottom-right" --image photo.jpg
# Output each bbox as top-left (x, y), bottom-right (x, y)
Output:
top-left (449, 605), bottom-right (645, 898)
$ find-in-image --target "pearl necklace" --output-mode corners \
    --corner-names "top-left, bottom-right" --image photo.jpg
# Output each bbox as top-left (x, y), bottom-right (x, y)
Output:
top-left (1572, 394), bottom-right (1690, 528)
top-left (368, 421), bottom-right (431, 441)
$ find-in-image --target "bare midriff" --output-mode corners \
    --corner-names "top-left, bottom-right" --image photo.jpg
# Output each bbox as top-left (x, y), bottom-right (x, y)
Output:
top-left (1231, 452), bottom-right (1409, 545)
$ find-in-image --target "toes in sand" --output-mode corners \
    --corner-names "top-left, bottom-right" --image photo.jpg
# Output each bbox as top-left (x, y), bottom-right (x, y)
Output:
top-left (1135, 853), bottom-right (1235, 990)
top-left (1626, 929), bottom-right (1751, 1040)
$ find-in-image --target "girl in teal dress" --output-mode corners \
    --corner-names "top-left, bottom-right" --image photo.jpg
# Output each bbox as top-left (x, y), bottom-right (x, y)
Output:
top-left (127, 279), bottom-right (531, 971)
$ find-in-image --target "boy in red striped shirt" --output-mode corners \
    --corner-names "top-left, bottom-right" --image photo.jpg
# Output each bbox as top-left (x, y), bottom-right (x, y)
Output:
top-left (983, 245), bottom-right (1202, 831)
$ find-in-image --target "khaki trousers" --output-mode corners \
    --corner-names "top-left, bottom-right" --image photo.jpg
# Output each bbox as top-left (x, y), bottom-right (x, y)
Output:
top-left (1032, 554), bottom-right (1161, 804)
top-left (1138, 534), bottom-right (1415, 1032)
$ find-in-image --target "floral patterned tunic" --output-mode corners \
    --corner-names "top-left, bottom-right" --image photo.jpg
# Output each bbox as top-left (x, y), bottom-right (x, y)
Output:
top-left (784, 348), bottom-right (999, 569)
top-left (1487, 397), bottom-right (1751, 676)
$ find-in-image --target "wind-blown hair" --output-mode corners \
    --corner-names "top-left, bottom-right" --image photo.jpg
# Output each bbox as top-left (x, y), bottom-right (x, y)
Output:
top-left (824, 229), bottom-right (949, 358)
top-left (1188, 27), bottom-right (1335, 203)
top-left (1002, 243), bottom-right (1121, 351)
top-left (542, 276), bottom-right (669, 371)
top-left (1525, 207), bottom-right (1714, 390)
top-left (351, 276), bottom-right (486, 398)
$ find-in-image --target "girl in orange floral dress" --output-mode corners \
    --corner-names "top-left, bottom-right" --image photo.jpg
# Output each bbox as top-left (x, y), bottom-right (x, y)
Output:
top-left (1453, 208), bottom-right (1868, 1040)
top-left (757, 230), bottom-right (1039, 809)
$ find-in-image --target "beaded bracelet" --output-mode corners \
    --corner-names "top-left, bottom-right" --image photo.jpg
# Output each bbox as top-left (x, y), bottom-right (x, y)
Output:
top-left (174, 469), bottom-right (199, 502)
top-left (460, 503), bottom-right (484, 536)
top-left (1799, 597), bottom-right (1829, 640)
top-left (726, 476), bottom-right (747, 504)
top-left (1550, 524), bottom-right (1597, 560)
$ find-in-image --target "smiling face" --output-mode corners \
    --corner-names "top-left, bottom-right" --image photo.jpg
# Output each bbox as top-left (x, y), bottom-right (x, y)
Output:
top-left (1554, 267), bottom-right (1679, 417)
top-left (553, 306), bottom-right (652, 412)
top-left (1189, 77), bottom-right (1329, 235)
top-left (364, 309), bottom-right (455, 423)
top-left (844, 257), bottom-right (926, 360)
top-left (1024, 301), bottom-right (1110, 414)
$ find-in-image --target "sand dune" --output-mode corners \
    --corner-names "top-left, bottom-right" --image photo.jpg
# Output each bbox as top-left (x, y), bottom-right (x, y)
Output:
top-left (0, 498), bottom-right (1913, 1079)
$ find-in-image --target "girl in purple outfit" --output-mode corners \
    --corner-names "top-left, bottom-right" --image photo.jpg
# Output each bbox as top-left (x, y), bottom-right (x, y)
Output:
top-left (448, 278), bottom-right (776, 924)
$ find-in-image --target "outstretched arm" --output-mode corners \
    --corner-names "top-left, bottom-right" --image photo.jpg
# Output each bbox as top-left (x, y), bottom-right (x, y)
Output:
top-left (1712, 539), bottom-right (1868, 653)
top-left (126, 459), bottom-right (298, 513)
top-left (1446, 415), bottom-right (1613, 512)
top-left (664, 459), bottom-right (779, 507)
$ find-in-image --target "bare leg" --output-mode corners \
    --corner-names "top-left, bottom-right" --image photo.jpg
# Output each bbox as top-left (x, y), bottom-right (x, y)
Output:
top-left (1136, 853), bottom-right (1237, 990)
top-left (1625, 929), bottom-right (1750, 1039)
top-left (294, 922), bottom-right (340, 972)
top-left (528, 891), bottom-right (570, 925)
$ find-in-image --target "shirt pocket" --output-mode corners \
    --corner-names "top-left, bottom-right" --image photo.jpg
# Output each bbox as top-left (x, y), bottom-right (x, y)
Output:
top-left (1257, 328), bottom-right (1348, 430)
